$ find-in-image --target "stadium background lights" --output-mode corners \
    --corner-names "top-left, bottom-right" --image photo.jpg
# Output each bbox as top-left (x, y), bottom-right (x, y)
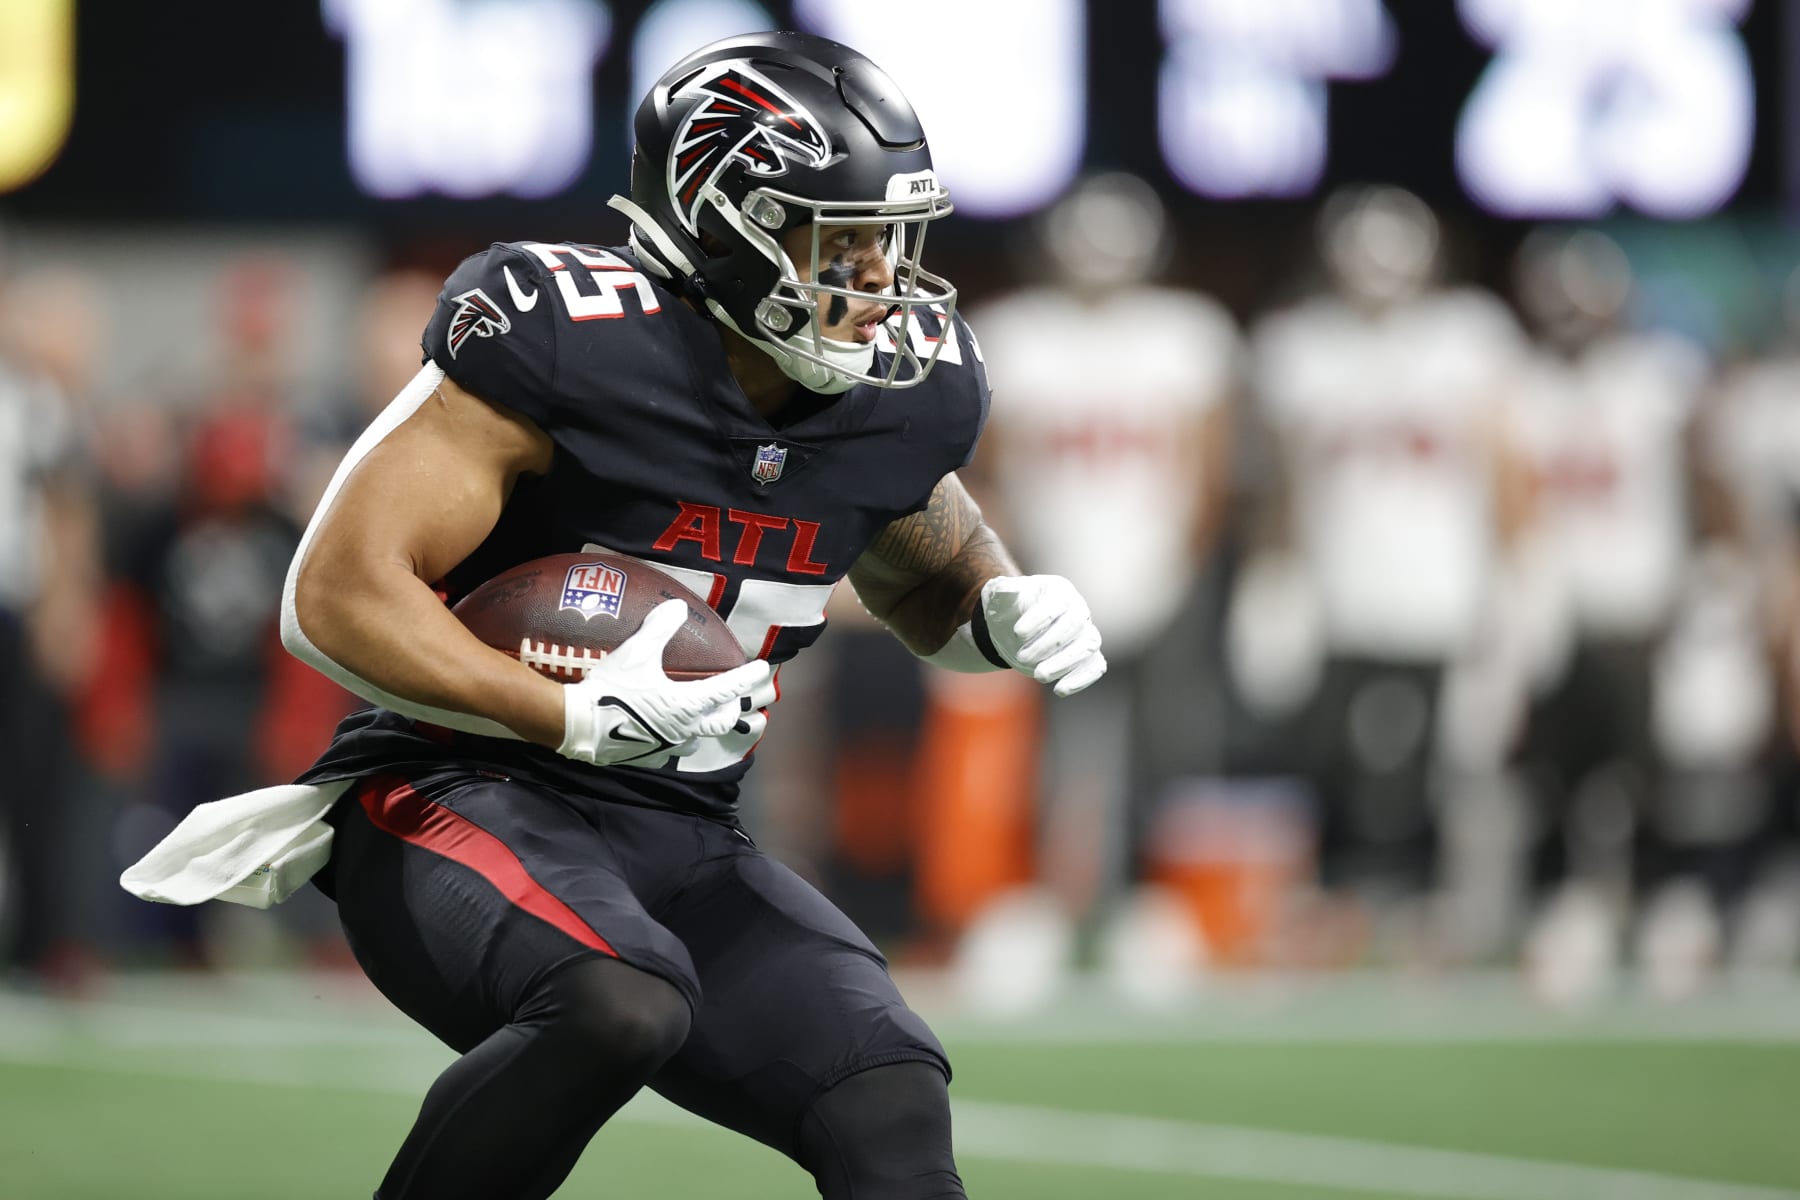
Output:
top-left (0, 0), bottom-right (75, 195)
top-left (322, 0), bottom-right (1759, 219)
top-left (0, 0), bottom-right (1765, 221)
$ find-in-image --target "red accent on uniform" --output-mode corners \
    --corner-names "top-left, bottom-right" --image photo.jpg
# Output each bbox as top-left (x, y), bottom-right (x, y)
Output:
top-left (719, 77), bottom-right (803, 130)
top-left (355, 777), bottom-right (618, 957)
top-left (728, 509), bottom-right (790, 565)
top-left (705, 573), bottom-right (728, 611)
top-left (756, 626), bottom-right (782, 660)
top-left (652, 501), bottom-right (724, 561)
top-left (785, 519), bottom-right (829, 576)
top-left (411, 720), bottom-right (455, 746)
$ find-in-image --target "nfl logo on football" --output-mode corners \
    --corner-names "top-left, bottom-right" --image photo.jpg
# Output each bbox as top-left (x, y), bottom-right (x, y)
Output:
top-left (752, 442), bottom-right (787, 484)
top-left (560, 562), bottom-right (627, 619)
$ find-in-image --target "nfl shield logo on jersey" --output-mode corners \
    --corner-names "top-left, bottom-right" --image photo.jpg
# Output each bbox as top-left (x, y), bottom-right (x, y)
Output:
top-left (751, 442), bottom-right (788, 484)
top-left (560, 561), bottom-right (628, 619)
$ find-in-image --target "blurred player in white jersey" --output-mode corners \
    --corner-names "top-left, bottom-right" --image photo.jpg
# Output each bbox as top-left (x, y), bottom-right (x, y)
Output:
top-left (968, 173), bottom-right (1239, 1002)
top-left (1250, 186), bottom-right (1528, 947)
top-left (1692, 265), bottom-right (1800, 982)
top-left (1508, 229), bottom-right (1768, 1003)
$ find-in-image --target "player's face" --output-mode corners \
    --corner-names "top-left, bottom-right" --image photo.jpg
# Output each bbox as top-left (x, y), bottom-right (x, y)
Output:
top-left (783, 222), bottom-right (896, 344)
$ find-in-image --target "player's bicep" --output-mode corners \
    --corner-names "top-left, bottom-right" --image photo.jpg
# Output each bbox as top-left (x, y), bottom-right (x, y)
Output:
top-left (301, 373), bottom-right (553, 594)
top-left (849, 473), bottom-right (988, 620)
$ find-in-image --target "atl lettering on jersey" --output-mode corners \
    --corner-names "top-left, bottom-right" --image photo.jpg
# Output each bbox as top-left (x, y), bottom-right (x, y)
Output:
top-left (653, 502), bottom-right (830, 575)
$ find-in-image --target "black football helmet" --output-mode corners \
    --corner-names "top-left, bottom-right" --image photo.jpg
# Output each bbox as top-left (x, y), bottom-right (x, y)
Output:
top-left (609, 31), bottom-right (957, 393)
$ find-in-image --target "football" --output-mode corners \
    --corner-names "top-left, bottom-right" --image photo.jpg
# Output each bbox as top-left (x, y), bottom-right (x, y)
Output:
top-left (451, 551), bottom-right (747, 681)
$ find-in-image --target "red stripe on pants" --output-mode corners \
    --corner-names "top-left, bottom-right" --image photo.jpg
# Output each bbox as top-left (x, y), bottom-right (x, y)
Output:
top-left (355, 776), bottom-right (618, 958)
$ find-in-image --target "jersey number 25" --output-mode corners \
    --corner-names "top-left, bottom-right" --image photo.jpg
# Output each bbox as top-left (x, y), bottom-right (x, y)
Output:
top-left (520, 242), bottom-right (661, 321)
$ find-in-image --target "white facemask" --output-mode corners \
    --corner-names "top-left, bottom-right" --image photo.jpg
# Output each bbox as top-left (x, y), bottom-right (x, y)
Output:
top-left (708, 304), bottom-right (873, 394)
top-left (613, 193), bottom-right (942, 394)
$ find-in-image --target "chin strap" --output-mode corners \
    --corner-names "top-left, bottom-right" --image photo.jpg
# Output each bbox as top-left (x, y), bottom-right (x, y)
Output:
top-left (608, 194), bottom-right (870, 395)
top-left (710, 305), bottom-right (866, 395)
top-left (609, 194), bottom-right (695, 278)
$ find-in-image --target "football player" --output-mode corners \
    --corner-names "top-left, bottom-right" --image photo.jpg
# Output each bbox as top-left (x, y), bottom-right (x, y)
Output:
top-left (1249, 185), bottom-right (1528, 939)
top-left (266, 32), bottom-right (1100, 1200)
top-left (1508, 229), bottom-right (1762, 1002)
top-left (970, 172), bottom-right (1239, 998)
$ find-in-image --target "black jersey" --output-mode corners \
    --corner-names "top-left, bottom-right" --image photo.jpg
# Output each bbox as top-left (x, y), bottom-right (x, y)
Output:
top-left (300, 241), bottom-right (989, 820)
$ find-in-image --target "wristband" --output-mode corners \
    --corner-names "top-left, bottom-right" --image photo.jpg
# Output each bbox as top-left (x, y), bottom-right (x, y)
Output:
top-left (968, 604), bottom-right (1012, 669)
top-left (919, 619), bottom-right (1006, 674)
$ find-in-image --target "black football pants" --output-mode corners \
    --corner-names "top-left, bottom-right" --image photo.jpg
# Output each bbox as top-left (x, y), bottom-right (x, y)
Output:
top-left (323, 772), bottom-right (964, 1199)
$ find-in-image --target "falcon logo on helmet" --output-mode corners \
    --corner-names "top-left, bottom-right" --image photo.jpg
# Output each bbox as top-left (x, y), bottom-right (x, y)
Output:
top-left (445, 288), bottom-right (510, 359)
top-left (610, 31), bottom-right (958, 393)
top-left (667, 63), bottom-right (832, 235)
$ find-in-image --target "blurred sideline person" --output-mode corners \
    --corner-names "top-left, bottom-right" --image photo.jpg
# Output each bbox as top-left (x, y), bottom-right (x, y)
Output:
top-left (1506, 229), bottom-right (1769, 1003)
top-left (4, 266), bottom-right (130, 987)
top-left (1248, 186), bottom-right (1529, 958)
top-left (0, 248), bottom-right (104, 985)
top-left (294, 269), bottom-right (446, 515)
top-left (124, 33), bottom-right (1104, 1200)
top-left (966, 172), bottom-right (1237, 1005)
top-left (117, 259), bottom-right (315, 967)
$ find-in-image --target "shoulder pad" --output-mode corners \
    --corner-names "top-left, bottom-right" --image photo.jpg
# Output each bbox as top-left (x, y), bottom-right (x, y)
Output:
top-left (948, 309), bottom-right (992, 465)
top-left (898, 308), bottom-right (992, 476)
top-left (422, 244), bottom-right (560, 425)
top-left (423, 241), bottom-right (672, 428)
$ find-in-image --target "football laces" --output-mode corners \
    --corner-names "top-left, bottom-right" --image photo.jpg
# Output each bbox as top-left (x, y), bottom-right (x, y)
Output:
top-left (518, 638), bottom-right (604, 680)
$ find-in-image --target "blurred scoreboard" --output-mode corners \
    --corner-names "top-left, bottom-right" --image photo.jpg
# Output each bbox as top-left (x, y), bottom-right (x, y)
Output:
top-left (0, 0), bottom-right (1787, 225)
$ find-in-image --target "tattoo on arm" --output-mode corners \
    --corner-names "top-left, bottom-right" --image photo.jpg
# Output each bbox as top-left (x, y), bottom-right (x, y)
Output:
top-left (863, 475), bottom-right (977, 573)
top-left (853, 475), bottom-right (1019, 654)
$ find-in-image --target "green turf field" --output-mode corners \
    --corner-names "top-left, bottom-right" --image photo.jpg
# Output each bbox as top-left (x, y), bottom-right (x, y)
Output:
top-left (3, 973), bottom-right (1799, 1199)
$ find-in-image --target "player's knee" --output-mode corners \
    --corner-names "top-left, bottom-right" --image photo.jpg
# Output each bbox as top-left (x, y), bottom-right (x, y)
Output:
top-left (531, 955), bottom-right (691, 1072)
top-left (798, 1061), bottom-right (965, 1200)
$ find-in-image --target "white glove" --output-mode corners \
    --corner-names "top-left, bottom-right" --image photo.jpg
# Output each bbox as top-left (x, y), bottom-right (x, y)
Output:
top-left (977, 575), bottom-right (1107, 697)
top-left (558, 600), bottom-right (772, 766)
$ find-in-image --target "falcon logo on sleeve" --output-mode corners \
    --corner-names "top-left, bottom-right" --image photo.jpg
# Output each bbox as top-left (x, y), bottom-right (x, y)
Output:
top-left (667, 62), bottom-right (832, 234)
top-left (445, 288), bottom-right (511, 359)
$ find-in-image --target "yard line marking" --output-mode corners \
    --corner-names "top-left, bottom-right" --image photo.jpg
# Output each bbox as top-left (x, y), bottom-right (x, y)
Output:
top-left (14, 970), bottom-right (1800, 1045)
top-left (0, 991), bottom-right (422, 1050)
top-left (911, 974), bottom-right (1800, 1046)
top-left (0, 994), bottom-right (1794, 1200)
top-left (950, 1100), bottom-right (1800, 1200)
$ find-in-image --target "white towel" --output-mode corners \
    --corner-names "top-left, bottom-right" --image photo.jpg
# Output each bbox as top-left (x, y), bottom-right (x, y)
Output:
top-left (119, 780), bottom-right (351, 909)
